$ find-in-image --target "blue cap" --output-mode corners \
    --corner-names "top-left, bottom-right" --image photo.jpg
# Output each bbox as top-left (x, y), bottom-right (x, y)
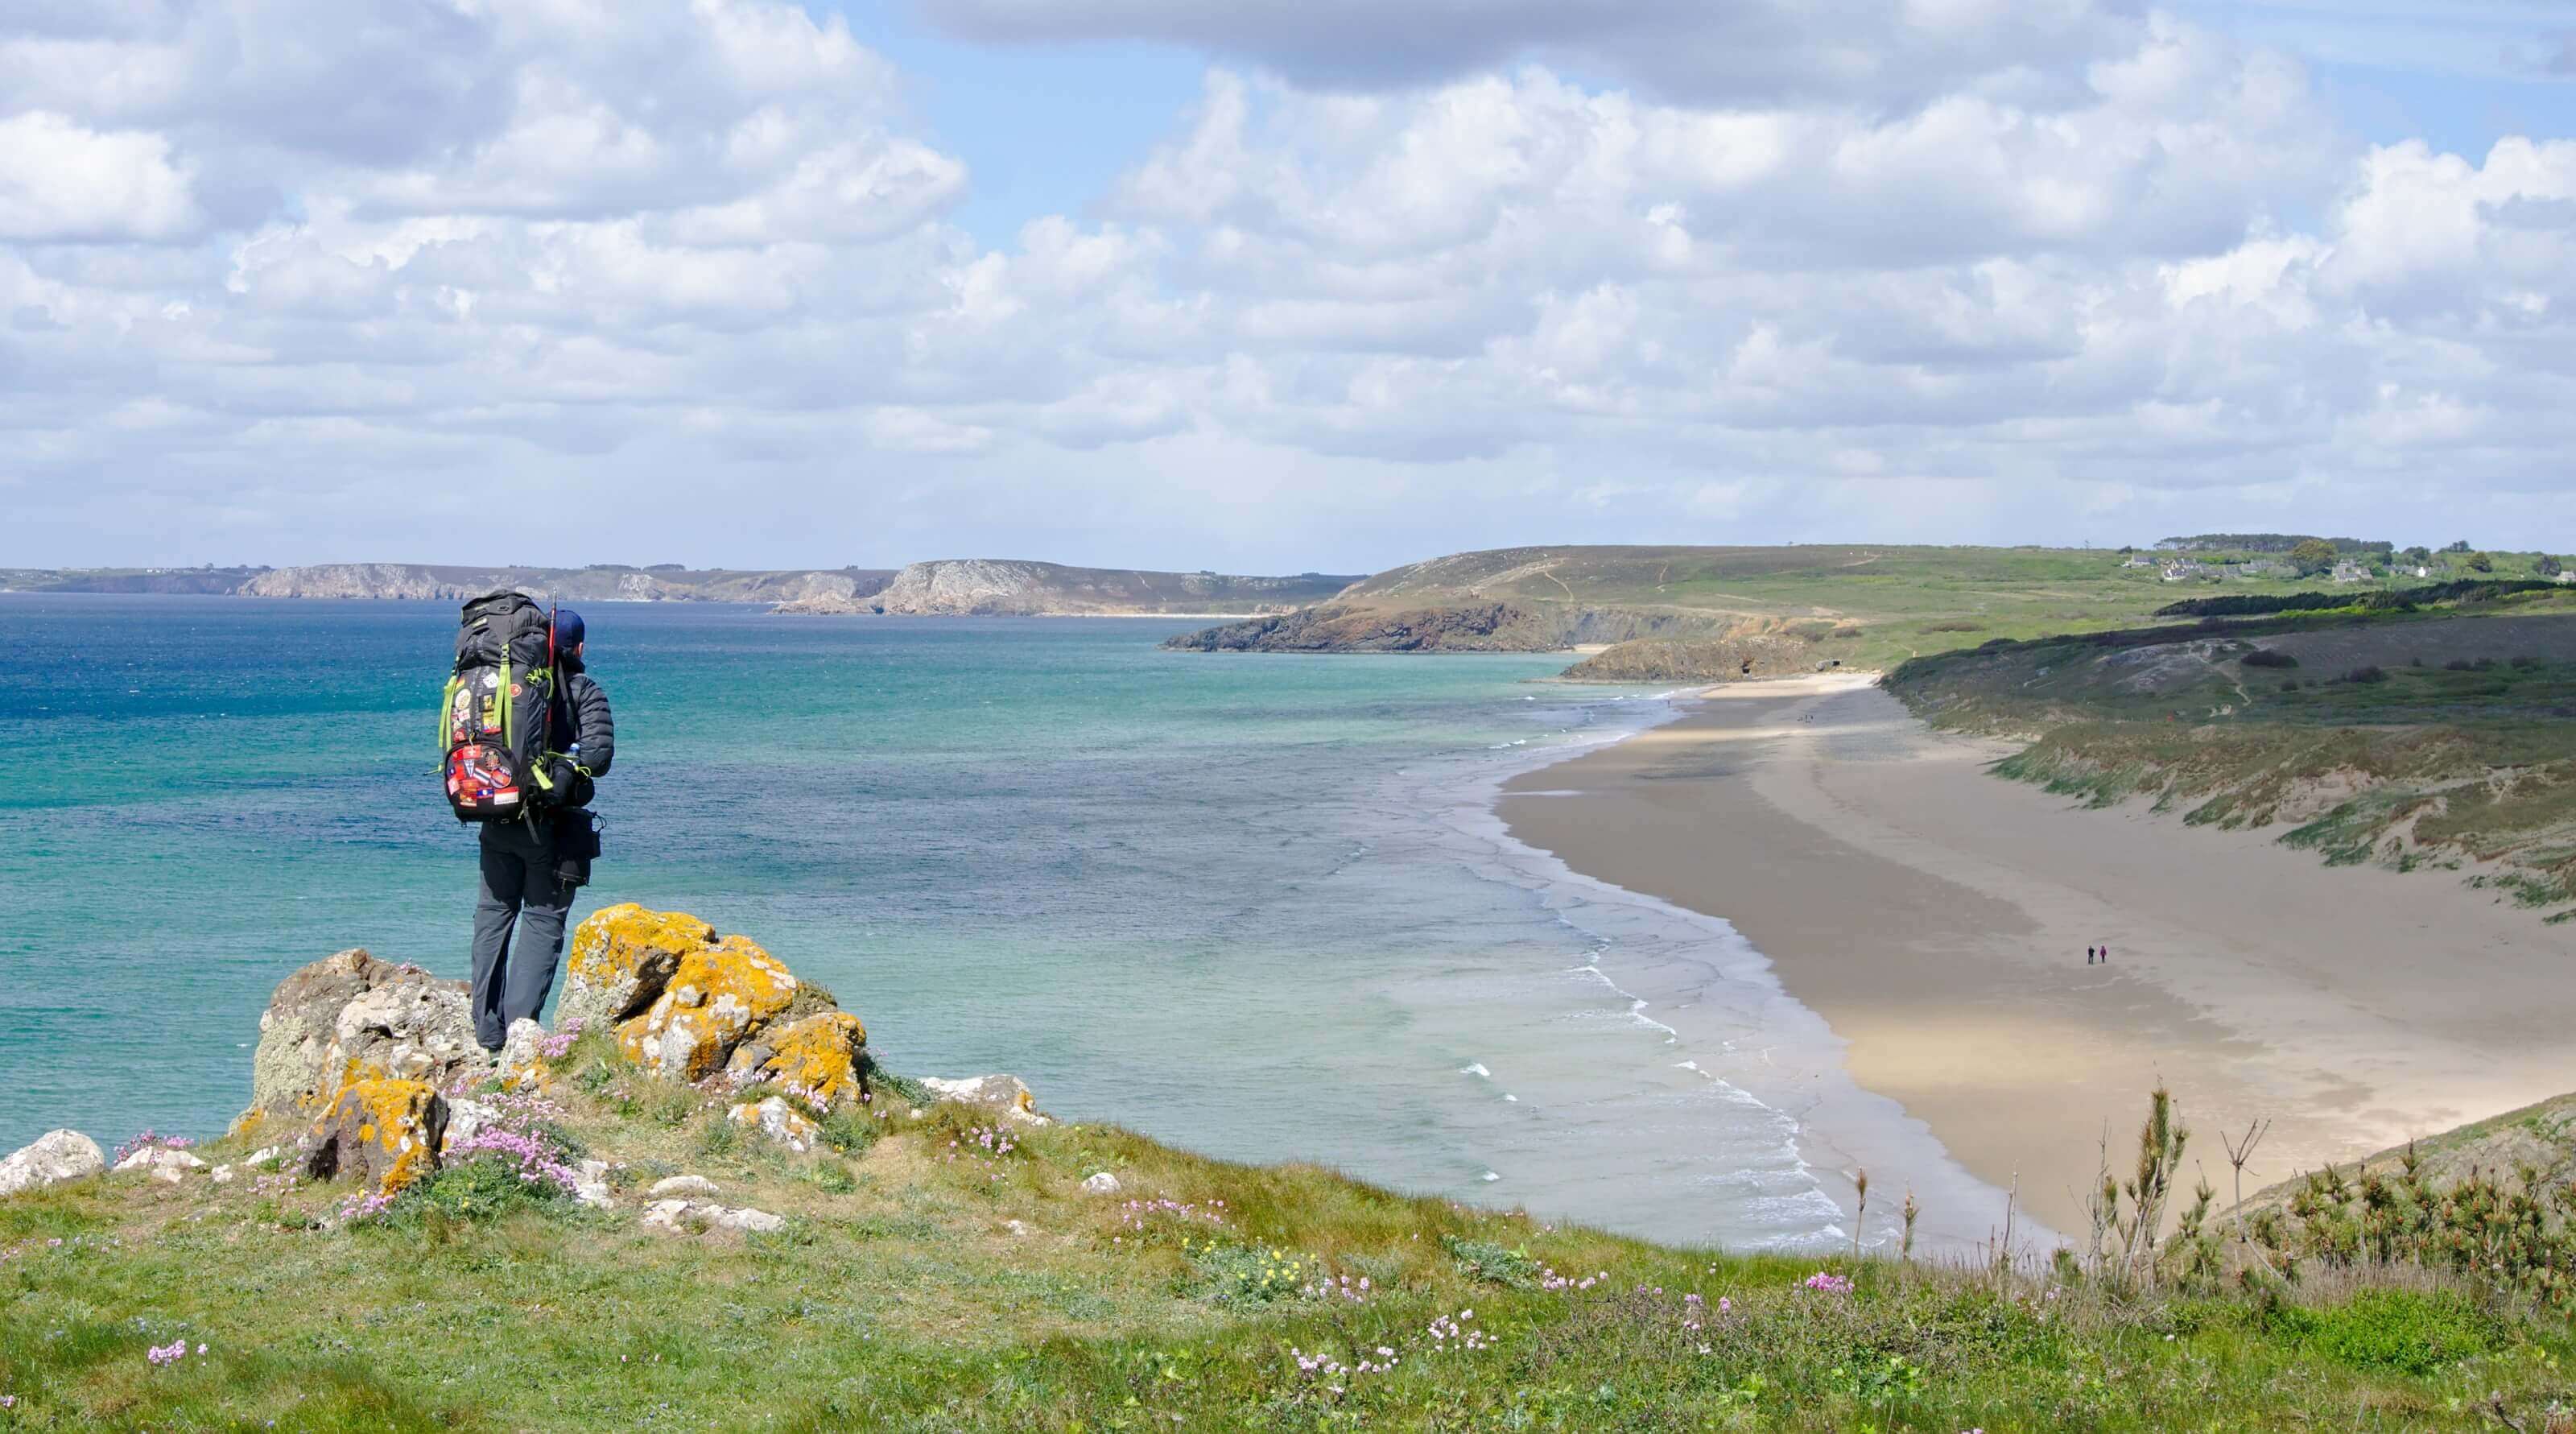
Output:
top-left (555, 608), bottom-right (585, 651)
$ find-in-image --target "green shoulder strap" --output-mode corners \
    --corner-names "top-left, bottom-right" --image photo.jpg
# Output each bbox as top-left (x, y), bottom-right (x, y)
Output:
top-left (437, 675), bottom-right (461, 754)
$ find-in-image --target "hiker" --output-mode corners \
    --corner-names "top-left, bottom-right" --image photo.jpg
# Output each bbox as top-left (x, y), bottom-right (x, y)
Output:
top-left (2087, 946), bottom-right (2096, 965)
top-left (464, 606), bottom-right (613, 1052)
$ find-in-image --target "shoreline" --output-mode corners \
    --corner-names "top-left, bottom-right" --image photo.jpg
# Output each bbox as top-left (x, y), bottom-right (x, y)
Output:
top-left (1496, 674), bottom-right (2576, 1238)
top-left (1431, 686), bottom-right (2029, 1257)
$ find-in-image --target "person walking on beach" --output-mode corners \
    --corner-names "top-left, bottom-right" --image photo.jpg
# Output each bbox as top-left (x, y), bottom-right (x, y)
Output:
top-left (468, 608), bottom-right (613, 1052)
top-left (2087, 946), bottom-right (2097, 965)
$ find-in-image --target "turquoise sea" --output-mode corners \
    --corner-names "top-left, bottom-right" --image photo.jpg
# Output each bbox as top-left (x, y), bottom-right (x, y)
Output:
top-left (0, 596), bottom-right (1992, 1250)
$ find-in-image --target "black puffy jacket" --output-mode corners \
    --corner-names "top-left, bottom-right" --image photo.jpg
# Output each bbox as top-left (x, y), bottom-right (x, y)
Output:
top-left (545, 659), bottom-right (614, 804)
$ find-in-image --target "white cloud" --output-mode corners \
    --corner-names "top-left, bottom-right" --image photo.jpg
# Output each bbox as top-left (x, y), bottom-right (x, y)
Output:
top-left (921, 0), bottom-right (2138, 110)
top-left (0, 111), bottom-right (200, 241)
top-left (2, 0), bottom-right (2574, 568)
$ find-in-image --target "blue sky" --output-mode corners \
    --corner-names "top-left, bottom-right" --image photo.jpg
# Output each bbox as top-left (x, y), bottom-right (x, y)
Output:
top-left (835, 6), bottom-right (1202, 245)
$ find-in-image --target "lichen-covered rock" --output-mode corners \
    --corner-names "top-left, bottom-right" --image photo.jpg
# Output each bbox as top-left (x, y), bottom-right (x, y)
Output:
top-left (648, 1174), bottom-right (720, 1199)
top-left (559, 905), bottom-right (712, 1032)
top-left (923, 1074), bottom-right (1052, 1128)
top-left (114, 1147), bottom-right (209, 1184)
top-left (305, 1077), bottom-right (447, 1196)
top-left (619, 935), bottom-right (799, 1083)
top-left (442, 1097), bottom-right (494, 1152)
top-left (0, 1130), bottom-right (105, 1197)
top-left (572, 1159), bottom-right (613, 1209)
top-left (1081, 1172), bottom-right (1121, 1196)
top-left (733, 1012), bottom-right (868, 1110)
top-left (728, 1095), bottom-right (819, 1154)
top-left (241, 949), bottom-right (477, 1133)
top-left (497, 1018), bottom-right (555, 1092)
top-left (642, 1199), bottom-right (782, 1235)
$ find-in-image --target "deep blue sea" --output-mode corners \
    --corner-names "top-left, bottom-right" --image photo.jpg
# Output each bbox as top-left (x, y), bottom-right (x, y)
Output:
top-left (0, 596), bottom-right (1987, 1250)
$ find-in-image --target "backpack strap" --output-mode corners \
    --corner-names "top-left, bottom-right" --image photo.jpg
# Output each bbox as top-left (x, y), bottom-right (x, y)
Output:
top-left (437, 675), bottom-right (461, 754)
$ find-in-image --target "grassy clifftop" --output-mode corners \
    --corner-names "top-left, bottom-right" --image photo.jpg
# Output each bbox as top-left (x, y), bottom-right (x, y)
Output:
top-left (10, 904), bottom-right (2576, 1434)
top-left (10, 1038), bottom-right (2576, 1431)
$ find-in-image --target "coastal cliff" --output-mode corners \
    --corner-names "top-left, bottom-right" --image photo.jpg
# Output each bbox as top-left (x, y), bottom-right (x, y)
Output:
top-left (836, 559), bottom-right (1360, 617)
top-left (3, 904), bottom-right (2573, 1428)
top-left (237, 563), bottom-right (894, 604)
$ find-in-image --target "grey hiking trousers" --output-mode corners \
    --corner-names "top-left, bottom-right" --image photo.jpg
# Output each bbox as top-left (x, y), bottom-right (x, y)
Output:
top-left (470, 818), bottom-right (575, 1050)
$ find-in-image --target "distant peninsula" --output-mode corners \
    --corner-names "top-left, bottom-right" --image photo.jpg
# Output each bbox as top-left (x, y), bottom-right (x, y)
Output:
top-left (2, 562), bottom-right (894, 605)
top-left (0, 559), bottom-right (1359, 618)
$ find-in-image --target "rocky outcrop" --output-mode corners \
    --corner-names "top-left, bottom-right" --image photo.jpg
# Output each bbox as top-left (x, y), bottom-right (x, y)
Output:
top-left (114, 1147), bottom-right (209, 1184)
top-left (865, 560), bottom-right (1358, 617)
top-left (619, 935), bottom-right (803, 1082)
top-left (923, 1075), bottom-right (1052, 1128)
top-left (729, 1096), bottom-right (820, 1153)
top-left (1168, 601), bottom-right (1736, 655)
top-left (305, 1078), bottom-right (448, 1196)
top-left (726, 1012), bottom-right (868, 1110)
top-left (0, 1130), bottom-right (105, 1196)
top-left (240, 950), bottom-right (480, 1135)
top-left (559, 905), bottom-right (713, 1032)
top-left (642, 1198), bottom-right (783, 1234)
top-left (1166, 603), bottom-right (1550, 652)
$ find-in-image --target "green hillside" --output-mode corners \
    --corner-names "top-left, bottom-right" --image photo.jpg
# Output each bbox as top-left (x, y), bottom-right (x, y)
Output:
top-left (1884, 586), bottom-right (2576, 918)
top-left (1174, 543), bottom-right (2544, 669)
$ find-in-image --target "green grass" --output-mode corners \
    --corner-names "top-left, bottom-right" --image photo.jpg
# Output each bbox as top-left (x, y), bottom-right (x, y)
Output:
top-left (6, 1065), bottom-right (2575, 1430)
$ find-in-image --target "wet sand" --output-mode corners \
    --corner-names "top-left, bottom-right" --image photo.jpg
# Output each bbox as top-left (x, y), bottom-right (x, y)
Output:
top-left (1501, 674), bottom-right (2576, 1238)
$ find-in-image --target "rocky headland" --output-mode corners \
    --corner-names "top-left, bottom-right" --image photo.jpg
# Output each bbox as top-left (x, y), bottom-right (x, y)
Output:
top-left (1166, 601), bottom-right (1732, 655)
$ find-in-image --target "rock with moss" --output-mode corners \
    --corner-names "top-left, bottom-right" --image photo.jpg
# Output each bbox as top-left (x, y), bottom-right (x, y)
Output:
top-left (618, 933), bottom-right (801, 1082)
top-left (559, 904), bottom-right (712, 1031)
top-left (0, 1130), bottom-right (105, 1196)
top-left (240, 949), bottom-right (478, 1136)
top-left (305, 1077), bottom-right (448, 1196)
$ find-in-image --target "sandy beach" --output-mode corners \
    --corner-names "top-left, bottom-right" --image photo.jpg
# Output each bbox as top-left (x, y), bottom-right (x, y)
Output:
top-left (1501, 673), bottom-right (2576, 1239)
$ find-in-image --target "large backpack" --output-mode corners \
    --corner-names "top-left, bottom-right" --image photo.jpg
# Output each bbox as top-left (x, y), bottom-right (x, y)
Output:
top-left (439, 589), bottom-right (561, 822)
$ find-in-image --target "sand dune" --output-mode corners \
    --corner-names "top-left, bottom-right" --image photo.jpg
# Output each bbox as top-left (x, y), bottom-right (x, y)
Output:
top-left (1501, 674), bottom-right (2574, 1238)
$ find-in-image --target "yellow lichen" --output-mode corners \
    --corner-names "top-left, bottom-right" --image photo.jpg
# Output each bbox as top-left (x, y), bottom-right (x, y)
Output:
top-left (569, 904), bottom-right (715, 992)
top-left (755, 1012), bottom-right (868, 1109)
top-left (313, 1076), bottom-right (443, 1196)
top-left (617, 933), bottom-right (800, 1081)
